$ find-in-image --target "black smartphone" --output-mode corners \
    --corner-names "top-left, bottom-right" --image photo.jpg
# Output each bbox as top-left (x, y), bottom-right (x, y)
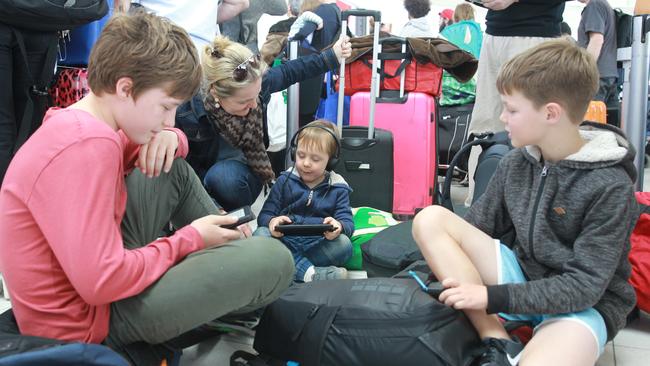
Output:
top-left (464, 0), bottom-right (486, 8)
top-left (222, 206), bottom-right (256, 230)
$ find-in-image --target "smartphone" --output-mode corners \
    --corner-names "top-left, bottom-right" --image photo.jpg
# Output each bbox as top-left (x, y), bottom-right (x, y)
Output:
top-left (222, 206), bottom-right (256, 230)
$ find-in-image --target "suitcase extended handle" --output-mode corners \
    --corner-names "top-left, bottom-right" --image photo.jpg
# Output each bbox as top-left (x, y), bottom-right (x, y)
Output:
top-left (338, 10), bottom-right (381, 139)
top-left (341, 9), bottom-right (381, 22)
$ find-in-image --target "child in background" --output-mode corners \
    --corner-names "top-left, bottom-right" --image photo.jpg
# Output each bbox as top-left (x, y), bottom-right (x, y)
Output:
top-left (413, 39), bottom-right (637, 366)
top-left (256, 120), bottom-right (354, 282)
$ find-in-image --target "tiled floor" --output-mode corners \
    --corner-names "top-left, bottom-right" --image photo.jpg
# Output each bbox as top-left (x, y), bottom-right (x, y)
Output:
top-left (2, 167), bottom-right (649, 365)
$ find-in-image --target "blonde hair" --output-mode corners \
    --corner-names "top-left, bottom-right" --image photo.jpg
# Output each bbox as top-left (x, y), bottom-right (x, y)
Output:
top-left (453, 3), bottom-right (475, 22)
top-left (296, 120), bottom-right (339, 158)
top-left (300, 0), bottom-right (321, 14)
top-left (88, 11), bottom-right (201, 101)
top-left (202, 36), bottom-right (268, 99)
top-left (496, 39), bottom-right (599, 123)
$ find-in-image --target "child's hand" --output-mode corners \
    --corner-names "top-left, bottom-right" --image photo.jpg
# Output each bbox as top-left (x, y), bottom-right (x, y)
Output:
top-left (190, 214), bottom-right (241, 248)
top-left (269, 216), bottom-right (292, 238)
top-left (438, 278), bottom-right (488, 310)
top-left (237, 223), bottom-right (252, 238)
top-left (136, 130), bottom-right (179, 178)
top-left (323, 217), bottom-right (341, 240)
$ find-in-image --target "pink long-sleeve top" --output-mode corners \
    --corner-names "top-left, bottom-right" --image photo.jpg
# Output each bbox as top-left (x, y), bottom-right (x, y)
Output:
top-left (0, 108), bottom-right (205, 343)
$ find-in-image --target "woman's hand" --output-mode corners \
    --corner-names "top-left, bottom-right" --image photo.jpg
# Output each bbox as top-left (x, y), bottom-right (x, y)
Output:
top-left (333, 36), bottom-right (352, 60)
top-left (438, 278), bottom-right (488, 310)
top-left (136, 130), bottom-right (178, 178)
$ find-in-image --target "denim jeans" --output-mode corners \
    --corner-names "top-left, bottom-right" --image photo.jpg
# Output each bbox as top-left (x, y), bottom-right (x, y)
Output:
top-left (254, 227), bottom-right (353, 281)
top-left (203, 159), bottom-right (263, 211)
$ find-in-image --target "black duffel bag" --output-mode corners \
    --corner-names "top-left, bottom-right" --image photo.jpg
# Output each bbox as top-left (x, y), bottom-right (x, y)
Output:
top-left (0, 0), bottom-right (108, 32)
top-left (254, 278), bottom-right (483, 366)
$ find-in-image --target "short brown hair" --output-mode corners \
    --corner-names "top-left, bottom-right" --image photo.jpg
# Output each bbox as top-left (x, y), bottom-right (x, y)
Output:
top-left (88, 11), bottom-right (201, 101)
top-left (296, 120), bottom-right (339, 158)
top-left (496, 39), bottom-right (599, 123)
top-left (404, 0), bottom-right (431, 19)
top-left (202, 36), bottom-right (268, 99)
top-left (454, 3), bottom-right (475, 22)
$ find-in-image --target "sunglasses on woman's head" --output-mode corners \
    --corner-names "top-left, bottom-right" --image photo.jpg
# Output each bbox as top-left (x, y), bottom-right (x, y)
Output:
top-left (232, 54), bottom-right (261, 82)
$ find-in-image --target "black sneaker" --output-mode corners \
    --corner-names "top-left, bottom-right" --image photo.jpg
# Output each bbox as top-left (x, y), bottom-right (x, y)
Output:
top-left (476, 337), bottom-right (524, 366)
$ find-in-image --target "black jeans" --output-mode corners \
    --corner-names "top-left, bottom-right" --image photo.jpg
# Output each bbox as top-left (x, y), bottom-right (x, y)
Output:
top-left (0, 24), bottom-right (57, 184)
top-left (595, 76), bottom-right (619, 110)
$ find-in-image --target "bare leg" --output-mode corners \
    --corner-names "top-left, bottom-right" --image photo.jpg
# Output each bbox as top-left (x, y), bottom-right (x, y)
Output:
top-left (412, 205), bottom-right (509, 339)
top-left (520, 320), bottom-right (599, 366)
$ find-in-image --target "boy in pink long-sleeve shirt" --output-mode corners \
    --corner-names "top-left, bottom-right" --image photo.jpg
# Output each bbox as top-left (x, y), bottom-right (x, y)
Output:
top-left (0, 12), bottom-right (293, 364)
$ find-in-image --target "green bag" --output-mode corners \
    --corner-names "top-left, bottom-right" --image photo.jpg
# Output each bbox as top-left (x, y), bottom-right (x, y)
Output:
top-left (343, 207), bottom-right (398, 270)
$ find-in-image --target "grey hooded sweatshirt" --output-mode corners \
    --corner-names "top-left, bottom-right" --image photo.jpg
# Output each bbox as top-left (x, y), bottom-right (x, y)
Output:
top-left (465, 122), bottom-right (638, 339)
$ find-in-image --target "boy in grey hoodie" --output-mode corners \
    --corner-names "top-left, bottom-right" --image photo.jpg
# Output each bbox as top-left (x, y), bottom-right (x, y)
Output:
top-left (412, 39), bottom-right (637, 366)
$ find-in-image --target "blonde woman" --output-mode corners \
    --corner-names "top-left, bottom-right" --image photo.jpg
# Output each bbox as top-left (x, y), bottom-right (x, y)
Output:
top-left (176, 35), bottom-right (351, 211)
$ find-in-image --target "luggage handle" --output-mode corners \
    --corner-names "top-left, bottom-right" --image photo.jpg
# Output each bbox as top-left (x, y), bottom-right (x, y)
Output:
top-left (340, 9), bottom-right (381, 22)
top-left (337, 10), bottom-right (381, 139)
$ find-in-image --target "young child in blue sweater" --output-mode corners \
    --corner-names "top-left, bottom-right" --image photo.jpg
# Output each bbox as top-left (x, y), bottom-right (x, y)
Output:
top-left (256, 120), bottom-right (353, 282)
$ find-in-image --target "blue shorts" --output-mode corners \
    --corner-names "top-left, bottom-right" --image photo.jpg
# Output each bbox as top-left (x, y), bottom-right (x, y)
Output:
top-left (495, 241), bottom-right (608, 356)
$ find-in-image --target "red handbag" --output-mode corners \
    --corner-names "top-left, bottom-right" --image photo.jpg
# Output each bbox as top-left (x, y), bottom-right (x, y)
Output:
top-left (49, 67), bottom-right (90, 108)
top-left (338, 56), bottom-right (443, 97)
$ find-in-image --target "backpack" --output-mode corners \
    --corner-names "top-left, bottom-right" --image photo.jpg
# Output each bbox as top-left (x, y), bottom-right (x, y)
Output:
top-left (360, 220), bottom-right (422, 277)
top-left (629, 192), bottom-right (650, 313)
top-left (0, 310), bottom-right (129, 366)
top-left (253, 278), bottom-right (483, 366)
top-left (0, 0), bottom-right (109, 32)
top-left (614, 8), bottom-right (633, 49)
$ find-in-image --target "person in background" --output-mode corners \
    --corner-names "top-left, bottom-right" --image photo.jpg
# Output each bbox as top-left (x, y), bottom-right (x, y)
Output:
top-left (260, 0), bottom-right (305, 66)
top-left (577, 0), bottom-right (618, 110)
top-left (220, 0), bottom-right (288, 53)
top-left (561, 21), bottom-right (573, 38)
top-left (464, 0), bottom-right (568, 206)
top-left (439, 2), bottom-right (483, 106)
top-left (400, 0), bottom-right (435, 38)
top-left (117, 0), bottom-right (250, 52)
top-left (290, 0), bottom-right (342, 127)
top-left (439, 8), bottom-right (454, 33)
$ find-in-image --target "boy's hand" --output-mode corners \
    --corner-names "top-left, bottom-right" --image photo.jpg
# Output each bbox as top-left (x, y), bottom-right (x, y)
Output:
top-left (333, 36), bottom-right (352, 60)
top-left (323, 217), bottom-right (341, 240)
top-left (481, 0), bottom-right (518, 11)
top-left (438, 278), bottom-right (488, 310)
top-left (190, 215), bottom-right (242, 248)
top-left (269, 216), bottom-right (292, 238)
top-left (136, 130), bottom-right (178, 178)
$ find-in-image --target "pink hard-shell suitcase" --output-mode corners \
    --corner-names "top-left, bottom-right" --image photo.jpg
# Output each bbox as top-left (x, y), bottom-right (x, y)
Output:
top-left (349, 91), bottom-right (437, 217)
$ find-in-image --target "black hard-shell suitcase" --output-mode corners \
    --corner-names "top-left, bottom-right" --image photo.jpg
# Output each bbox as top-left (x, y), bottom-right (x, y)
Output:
top-left (336, 10), bottom-right (394, 212)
